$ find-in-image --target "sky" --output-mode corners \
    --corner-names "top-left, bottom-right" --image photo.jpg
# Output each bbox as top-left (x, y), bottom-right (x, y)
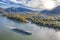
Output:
top-left (0, 0), bottom-right (60, 10)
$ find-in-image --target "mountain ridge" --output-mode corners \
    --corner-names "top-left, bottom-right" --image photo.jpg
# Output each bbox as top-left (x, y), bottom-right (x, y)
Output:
top-left (40, 6), bottom-right (60, 14)
top-left (5, 7), bottom-right (34, 13)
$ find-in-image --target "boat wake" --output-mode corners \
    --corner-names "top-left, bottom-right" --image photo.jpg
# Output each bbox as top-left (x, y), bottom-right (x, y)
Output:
top-left (6, 26), bottom-right (15, 29)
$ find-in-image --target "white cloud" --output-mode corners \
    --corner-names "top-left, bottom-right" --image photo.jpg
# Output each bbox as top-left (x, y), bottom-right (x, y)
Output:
top-left (41, 0), bottom-right (56, 10)
top-left (9, 0), bottom-right (26, 4)
top-left (9, 0), bottom-right (57, 10)
top-left (9, 0), bottom-right (42, 9)
top-left (56, 0), bottom-right (60, 5)
top-left (0, 2), bottom-right (7, 4)
top-left (1, 0), bottom-right (60, 10)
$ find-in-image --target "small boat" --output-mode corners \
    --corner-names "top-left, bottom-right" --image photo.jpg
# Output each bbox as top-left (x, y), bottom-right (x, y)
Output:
top-left (8, 27), bottom-right (32, 35)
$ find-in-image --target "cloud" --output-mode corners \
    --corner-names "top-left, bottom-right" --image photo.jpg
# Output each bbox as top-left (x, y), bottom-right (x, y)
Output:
top-left (0, 2), bottom-right (7, 4)
top-left (9, 0), bottom-right (42, 9)
top-left (9, 0), bottom-right (57, 10)
top-left (40, 0), bottom-right (56, 10)
top-left (56, 0), bottom-right (60, 5)
top-left (9, 0), bottom-right (26, 4)
top-left (0, 0), bottom-right (59, 10)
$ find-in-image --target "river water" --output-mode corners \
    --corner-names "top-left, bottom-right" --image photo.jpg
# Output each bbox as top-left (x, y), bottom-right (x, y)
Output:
top-left (0, 16), bottom-right (60, 40)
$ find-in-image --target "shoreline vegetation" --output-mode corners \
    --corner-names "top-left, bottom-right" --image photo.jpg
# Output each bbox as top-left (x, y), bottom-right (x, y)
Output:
top-left (2, 13), bottom-right (60, 29)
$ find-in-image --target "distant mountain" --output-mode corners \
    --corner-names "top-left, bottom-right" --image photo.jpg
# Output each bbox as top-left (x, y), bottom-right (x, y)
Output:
top-left (40, 6), bottom-right (60, 14)
top-left (5, 7), bottom-right (34, 13)
top-left (0, 8), bottom-right (4, 13)
top-left (51, 6), bottom-right (60, 14)
top-left (0, 7), bottom-right (9, 14)
top-left (40, 10), bottom-right (51, 13)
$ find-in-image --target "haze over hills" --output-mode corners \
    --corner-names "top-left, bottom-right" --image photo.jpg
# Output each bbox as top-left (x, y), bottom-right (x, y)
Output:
top-left (5, 7), bottom-right (34, 13)
top-left (40, 6), bottom-right (60, 15)
top-left (0, 6), bottom-right (60, 16)
top-left (51, 6), bottom-right (60, 14)
top-left (0, 7), bottom-right (9, 14)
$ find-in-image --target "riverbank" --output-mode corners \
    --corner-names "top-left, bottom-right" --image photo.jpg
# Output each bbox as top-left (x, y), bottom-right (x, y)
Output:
top-left (2, 14), bottom-right (29, 23)
top-left (2, 13), bottom-right (60, 29)
top-left (31, 19), bottom-right (60, 29)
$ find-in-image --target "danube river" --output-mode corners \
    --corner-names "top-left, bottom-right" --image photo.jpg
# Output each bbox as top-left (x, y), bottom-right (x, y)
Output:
top-left (0, 16), bottom-right (60, 40)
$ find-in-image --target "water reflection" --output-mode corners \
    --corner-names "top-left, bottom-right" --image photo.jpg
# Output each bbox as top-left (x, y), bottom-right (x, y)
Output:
top-left (55, 31), bottom-right (60, 40)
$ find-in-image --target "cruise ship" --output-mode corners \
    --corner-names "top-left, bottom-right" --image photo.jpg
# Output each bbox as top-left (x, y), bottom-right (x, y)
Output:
top-left (9, 27), bottom-right (32, 35)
